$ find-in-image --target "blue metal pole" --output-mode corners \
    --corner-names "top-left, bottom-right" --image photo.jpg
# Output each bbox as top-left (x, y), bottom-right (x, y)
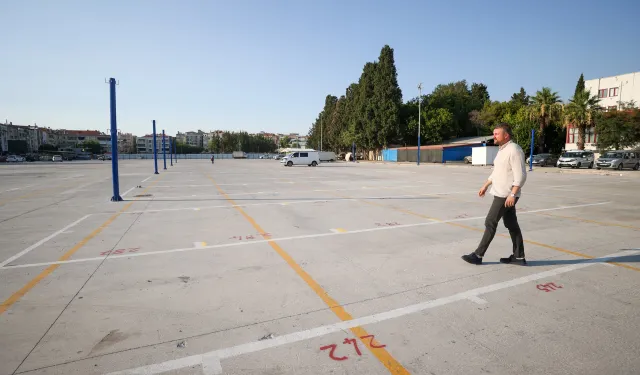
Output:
top-left (108, 78), bottom-right (122, 201)
top-left (174, 140), bottom-right (177, 163)
top-left (152, 120), bottom-right (158, 174)
top-left (162, 130), bottom-right (167, 170)
top-left (417, 92), bottom-right (421, 166)
top-left (170, 137), bottom-right (173, 166)
top-left (529, 128), bottom-right (535, 171)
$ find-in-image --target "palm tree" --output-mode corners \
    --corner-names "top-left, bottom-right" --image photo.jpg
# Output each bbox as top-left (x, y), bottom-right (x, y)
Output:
top-left (529, 87), bottom-right (563, 153)
top-left (564, 89), bottom-right (601, 150)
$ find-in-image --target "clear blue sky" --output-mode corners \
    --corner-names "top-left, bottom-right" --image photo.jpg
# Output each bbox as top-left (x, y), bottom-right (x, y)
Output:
top-left (2, 0), bottom-right (639, 137)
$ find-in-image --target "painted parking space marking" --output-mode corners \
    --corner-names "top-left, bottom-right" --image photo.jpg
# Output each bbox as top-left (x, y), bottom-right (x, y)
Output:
top-left (0, 175), bottom-right (164, 315)
top-left (1, 201), bottom-right (618, 270)
top-left (204, 173), bottom-right (410, 374)
top-left (107, 250), bottom-right (639, 375)
top-left (0, 215), bottom-right (92, 267)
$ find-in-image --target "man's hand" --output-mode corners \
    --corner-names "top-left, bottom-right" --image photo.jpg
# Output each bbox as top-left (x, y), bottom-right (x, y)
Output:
top-left (505, 195), bottom-right (516, 207)
top-left (478, 185), bottom-right (488, 197)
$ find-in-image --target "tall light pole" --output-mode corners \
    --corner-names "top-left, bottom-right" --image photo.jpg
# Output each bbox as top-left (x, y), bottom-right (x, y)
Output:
top-left (320, 113), bottom-right (323, 152)
top-left (417, 83), bottom-right (422, 166)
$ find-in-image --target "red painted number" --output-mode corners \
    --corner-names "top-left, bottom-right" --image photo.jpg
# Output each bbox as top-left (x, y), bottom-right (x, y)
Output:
top-left (361, 334), bottom-right (386, 349)
top-left (343, 338), bottom-right (362, 356)
top-left (320, 344), bottom-right (347, 361)
top-left (537, 282), bottom-right (563, 292)
top-left (375, 222), bottom-right (400, 227)
top-left (230, 234), bottom-right (270, 240)
top-left (321, 335), bottom-right (386, 361)
top-left (100, 247), bottom-right (141, 256)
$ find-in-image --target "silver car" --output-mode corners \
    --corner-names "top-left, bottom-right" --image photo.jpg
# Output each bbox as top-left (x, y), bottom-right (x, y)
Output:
top-left (596, 151), bottom-right (640, 170)
top-left (557, 151), bottom-right (595, 169)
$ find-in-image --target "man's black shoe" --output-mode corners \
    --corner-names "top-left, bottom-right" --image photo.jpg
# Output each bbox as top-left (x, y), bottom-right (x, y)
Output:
top-left (499, 254), bottom-right (527, 265)
top-left (461, 253), bottom-right (482, 265)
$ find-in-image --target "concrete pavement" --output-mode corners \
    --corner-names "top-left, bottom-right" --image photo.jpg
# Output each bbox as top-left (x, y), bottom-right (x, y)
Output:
top-left (1, 159), bottom-right (639, 375)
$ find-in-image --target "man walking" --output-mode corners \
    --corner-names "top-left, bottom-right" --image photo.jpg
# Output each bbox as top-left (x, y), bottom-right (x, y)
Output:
top-left (462, 123), bottom-right (528, 265)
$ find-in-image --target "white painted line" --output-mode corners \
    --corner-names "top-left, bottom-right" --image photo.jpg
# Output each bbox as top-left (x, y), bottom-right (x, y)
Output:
top-left (2, 202), bottom-right (610, 270)
top-left (119, 191), bottom-right (473, 215)
top-left (194, 242), bottom-right (207, 248)
top-left (0, 215), bottom-right (91, 267)
top-left (467, 296), bottom-right (488, 304)
top-left (121, 186), bottom-right (136, 197)
top-left (202, 355), bottom-right (223, 375)
top-left (107, 249), bottom-right (639, 375)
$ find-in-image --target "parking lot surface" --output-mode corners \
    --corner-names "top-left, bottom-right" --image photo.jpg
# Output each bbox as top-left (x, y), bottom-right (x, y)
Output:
top-left (1, 159), bottom-right (639, 375)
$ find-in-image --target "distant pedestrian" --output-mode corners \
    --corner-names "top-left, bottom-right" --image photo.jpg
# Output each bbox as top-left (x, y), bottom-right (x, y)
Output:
top-left (462, 123), bottom-right (528, 266)
top-left (211, 155), bottom-right (214, 164)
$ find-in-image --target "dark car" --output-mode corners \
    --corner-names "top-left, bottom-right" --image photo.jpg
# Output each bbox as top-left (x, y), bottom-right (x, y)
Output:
top-left (526, 153), bottom-right (559, 167)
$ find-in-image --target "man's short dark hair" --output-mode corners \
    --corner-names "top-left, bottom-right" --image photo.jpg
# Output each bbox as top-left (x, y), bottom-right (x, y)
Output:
top-left (495, 123), bottom-right (513, 137)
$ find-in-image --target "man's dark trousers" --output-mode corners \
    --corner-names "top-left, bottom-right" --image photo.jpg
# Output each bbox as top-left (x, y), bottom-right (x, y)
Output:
top-left (474, 196), bottom-right (525, 258)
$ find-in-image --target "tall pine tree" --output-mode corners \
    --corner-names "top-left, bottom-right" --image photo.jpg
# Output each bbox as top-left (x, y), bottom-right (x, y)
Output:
top-left (373, 45), bottom-right (403, 150)
top-left (575, 73), bottom-right (585, 96)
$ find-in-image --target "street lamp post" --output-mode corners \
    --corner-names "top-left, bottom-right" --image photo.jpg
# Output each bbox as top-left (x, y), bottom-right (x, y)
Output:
top-left (417, 83), bottom-right (422, 166)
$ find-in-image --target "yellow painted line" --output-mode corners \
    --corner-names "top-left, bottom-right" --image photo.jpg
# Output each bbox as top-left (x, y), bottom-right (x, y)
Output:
top-left (206, 174), bottom-right (410, 375)
top-left (332, 192), bottom-right (640, 273)
top-left (0, 176), bottom-right (162, 315)
top-left (335, 228), bottom-right (347, 233)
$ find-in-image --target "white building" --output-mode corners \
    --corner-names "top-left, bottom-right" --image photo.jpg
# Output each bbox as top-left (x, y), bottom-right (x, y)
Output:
top-left (565, 71), bottom-right (640, 151)
top-left (136, 134), bottom-right (172, 153)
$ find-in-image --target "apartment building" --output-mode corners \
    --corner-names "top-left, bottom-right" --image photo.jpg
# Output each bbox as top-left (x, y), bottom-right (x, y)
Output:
top-left (176, 131), bottom-right (204, 148)
top-left (565, 71), bottom-right (640, 151)
top-left (0, 123), bottom-right (43, 154)
top-left (136, 134), bottom-right (172, 153)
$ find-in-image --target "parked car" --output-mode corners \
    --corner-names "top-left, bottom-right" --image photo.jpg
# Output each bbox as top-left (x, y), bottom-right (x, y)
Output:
top-left (526, 153), bottom-right (559, 167)
top-left (463, 155), bottom-right (472, 164)
top-left (52, 155), bottom-right (63, 162)
top-left (6, 155), bottom-right (25, 162)
top-left (596, 150), bottom-right (640, 170)
top-left (281, 151), bottom-right (320, 167)
top-left (557, 151), bottom-right (594, 169)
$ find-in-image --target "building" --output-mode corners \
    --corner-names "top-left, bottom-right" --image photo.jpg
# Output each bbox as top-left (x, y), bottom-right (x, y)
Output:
top-left (118, 132), bottom-right (136, 154)
top-left (382, 136), bottom-right (494, 163)
top-left (0, 122), bottom-right (43, 154)
top-left (136, 134), bottom-right (172, 153)
top-left (176, 131), bottom-right (204, 148)
top-left (565, 71), bottom-right (640, 151)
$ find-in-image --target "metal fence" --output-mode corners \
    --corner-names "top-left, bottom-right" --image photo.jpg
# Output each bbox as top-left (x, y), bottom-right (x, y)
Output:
top-left (117, 153), bottom-right (278, 160)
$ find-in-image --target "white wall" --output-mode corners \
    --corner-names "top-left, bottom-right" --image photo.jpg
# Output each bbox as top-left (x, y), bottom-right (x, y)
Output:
top-left (585, 71), bottom-right (640, 110)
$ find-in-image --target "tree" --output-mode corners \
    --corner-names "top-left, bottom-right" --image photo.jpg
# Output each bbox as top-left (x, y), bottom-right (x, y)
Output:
top-left (279, 136), bottom-right (290, 149)
top-left (595, 109), bottom-right (640, 151)
top-left (471, 83), bottom-right (490, 108)
top-left (39, 143), bottom-right (57, 152)
top-left (81, 140), bottom-right (102, 154)
top-left (373, 45), bottom-right (403, 150)
top-left (529, 87), bottom-right (563, 153)
top-left (574, 73), bottom-right (585, 96)
top-left (208, 137), bottom-right (219, 153)
top-left (510, 87), bottom-right (530, 107)
top-left (502, 106), bottom-right (538, 153)
top-left (564, 88), bottom-right (600, 150)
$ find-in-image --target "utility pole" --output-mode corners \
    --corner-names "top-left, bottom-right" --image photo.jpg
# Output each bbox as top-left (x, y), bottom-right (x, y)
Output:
top-left (417, 83), bottom-right (422, 166)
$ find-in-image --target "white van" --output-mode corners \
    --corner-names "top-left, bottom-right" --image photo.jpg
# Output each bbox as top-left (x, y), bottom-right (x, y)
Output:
top-left (281, 151), bottom-right (320, 167)
top-left (318, 151), bottom-right (337, 162)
